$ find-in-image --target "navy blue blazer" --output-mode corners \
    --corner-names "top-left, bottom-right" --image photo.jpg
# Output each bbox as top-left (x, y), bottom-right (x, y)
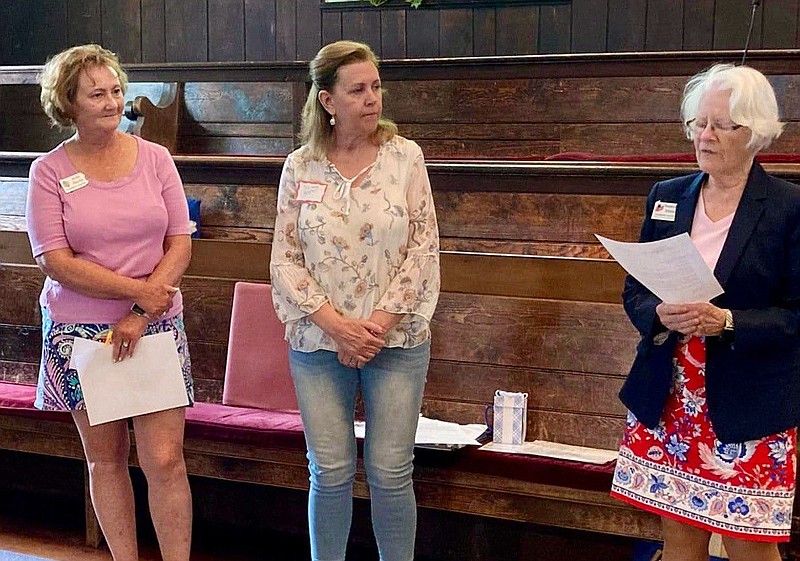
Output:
top-left (620, 162), bottom-right (800, 443)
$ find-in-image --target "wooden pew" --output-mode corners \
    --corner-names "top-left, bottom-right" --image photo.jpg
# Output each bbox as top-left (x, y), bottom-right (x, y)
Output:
top-left (4, 50), bottom-right (800, 159)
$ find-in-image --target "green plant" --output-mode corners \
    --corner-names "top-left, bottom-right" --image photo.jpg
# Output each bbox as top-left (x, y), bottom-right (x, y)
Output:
top-left (366, 0), bottom-right (423, 7)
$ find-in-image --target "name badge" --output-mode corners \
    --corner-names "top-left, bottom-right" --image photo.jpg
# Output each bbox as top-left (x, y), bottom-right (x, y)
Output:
top-left (59, 173), bottom-right (89, 193)
top-left (296, 181), bottom-right (327, 203)
top-left (651, 200), bottom-right (677, 222)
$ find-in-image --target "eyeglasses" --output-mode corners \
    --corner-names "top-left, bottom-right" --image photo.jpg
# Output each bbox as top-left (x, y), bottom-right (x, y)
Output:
top-left (686, 119), bottom-right (744, 134)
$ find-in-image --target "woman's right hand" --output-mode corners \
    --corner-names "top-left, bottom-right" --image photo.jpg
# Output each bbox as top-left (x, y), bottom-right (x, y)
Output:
top-left (134, 281), bottom-right (179, 317)
top-left (655, 302), bottom-right (700, 335)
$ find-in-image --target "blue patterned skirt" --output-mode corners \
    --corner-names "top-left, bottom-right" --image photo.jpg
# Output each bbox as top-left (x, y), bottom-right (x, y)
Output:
top-left (35, 307), bottom-right (194, 411)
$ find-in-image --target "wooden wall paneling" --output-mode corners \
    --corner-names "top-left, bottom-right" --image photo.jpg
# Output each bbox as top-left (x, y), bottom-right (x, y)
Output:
top-left (208, 0), bottom-right (245, 62)
top-left (321, 11), bottom-right (343, 47)
top-left (0, 86), bottom-right (68, 152)
top-left (761, 0), bottom-right (798, 49)
top-left (434, 191), bottom-right (644, 246)
top-left (472, 7), bottom-right (496, 56)
top-left (383, 77), bottom-right (683, 124)
top-left (0, 1), bottom-right (11, 65)
top-left (606, 0), bottom-right (646, 52)
top-left (439, 9), bottom-right (473, 57)
top-left (275, 0), bottom-right (296, 60)
top-left (182, 183), bottom-right (278, 232)
top-left (430, 293), bottom-right (637, 375)
top-left (714, 0), bottom-right (762, 50)
top-left (0, 361), bottom-right (37, 385)
top-left (425, 361), bottom-right (626, 418)
top-left (495, 6), bottom-right (539, 56)
top-left (683, 0), bottom-right (715, 50)
top-left (165, 0), bottom-right (208, 62)
top-left (102, 0), bottom-right (142, 63)
top-left (381, 10), bottom-right (407, 59)
top-left (645, 0), bottom-right (683, 51)
top-left (342, 11), bottom-right (382, 55)
top-left (296, 0), bottom-right (322, 61)
top-left (406, 8), bottom-right (440, 58)
top-left (559, 123), bottom-right (689, 154)
top-left (244, 0), bottom-right (277, 61)
top-left (539, 4), bottom-right (572, 55)
top-left (142, 0), bottom-right (167, 62)
top-left (67, 0), bottom-right (102, 49)
top-left (0, 266), bottom-right (42, 326)
top-left (180, 82), bottom-right (293, 122)
top-left (10, 0), bottom-right (67, 65)
top-left (570, 0), bottom-right (607, 53)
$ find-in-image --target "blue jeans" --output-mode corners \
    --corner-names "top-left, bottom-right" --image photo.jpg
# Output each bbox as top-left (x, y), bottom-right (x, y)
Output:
top-left (289, 342), bottom-right (430, 561)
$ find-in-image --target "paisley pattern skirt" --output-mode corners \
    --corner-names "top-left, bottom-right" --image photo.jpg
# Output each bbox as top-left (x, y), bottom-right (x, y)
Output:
top-left (35, 307), bottom-right (194, 412)
top-left (611, 335), bottom-right (796, 541)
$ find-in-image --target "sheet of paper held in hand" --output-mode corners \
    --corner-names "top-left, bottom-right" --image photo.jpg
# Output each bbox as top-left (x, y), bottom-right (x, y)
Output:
top-left (596, 233), bottom-right (723, 303)
top-left (70, 332), bottom-right (189, 426)
top-left (481, 441), bottom-right (618, 465)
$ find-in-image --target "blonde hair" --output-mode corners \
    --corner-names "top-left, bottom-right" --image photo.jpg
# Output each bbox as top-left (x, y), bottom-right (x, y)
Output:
top-left (681, 63), bottom-right (784, 152)
top-left (299, 40), bottom-right (397, 161)
top-left (38, 44), bottom-right (128, 129)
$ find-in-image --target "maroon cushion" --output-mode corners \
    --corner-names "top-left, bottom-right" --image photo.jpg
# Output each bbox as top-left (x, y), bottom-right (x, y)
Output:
top-left (185, 401), bottom-right (306, 450)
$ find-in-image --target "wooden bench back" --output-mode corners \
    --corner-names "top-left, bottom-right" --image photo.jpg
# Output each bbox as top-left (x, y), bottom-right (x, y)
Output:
top-left (5, 51), bottom-right (800, 158)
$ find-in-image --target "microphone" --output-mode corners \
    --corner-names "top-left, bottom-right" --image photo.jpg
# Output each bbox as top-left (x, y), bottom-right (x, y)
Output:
top-left (741, 0), bottom-right (762, 65)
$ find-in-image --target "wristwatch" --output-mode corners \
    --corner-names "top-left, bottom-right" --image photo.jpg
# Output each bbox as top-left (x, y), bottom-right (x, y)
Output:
top-left (723, 309), bottom-right (734, 332)
top-left (130, 303), bottom-right (148, 318)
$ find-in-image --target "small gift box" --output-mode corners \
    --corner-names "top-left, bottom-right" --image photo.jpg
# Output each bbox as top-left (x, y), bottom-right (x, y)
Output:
top-left (492, 390), bottom-right (528, 445)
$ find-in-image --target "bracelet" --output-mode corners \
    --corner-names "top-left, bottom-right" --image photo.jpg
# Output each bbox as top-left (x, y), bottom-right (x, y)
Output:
top-left (130, 303), bottom-right (148, 318)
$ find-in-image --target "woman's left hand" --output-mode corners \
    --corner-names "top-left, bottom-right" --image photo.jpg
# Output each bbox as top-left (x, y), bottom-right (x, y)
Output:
top-left (683, 302), bottom-right (726, 337)
top-left (338, 351), bottom-right (364, 369)
top-left (111, 313), bottom-right (149, 362)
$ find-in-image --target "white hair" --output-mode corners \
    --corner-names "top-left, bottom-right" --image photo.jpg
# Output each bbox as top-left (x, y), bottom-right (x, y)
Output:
top-left (680, 63), bottom-right (784, 152)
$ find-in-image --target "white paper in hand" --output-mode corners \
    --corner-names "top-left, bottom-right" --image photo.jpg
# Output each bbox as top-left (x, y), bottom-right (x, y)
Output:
top-left (596, 233), bottom-right (723, 303)
top-left (70, 332), bottom-right (189, 426)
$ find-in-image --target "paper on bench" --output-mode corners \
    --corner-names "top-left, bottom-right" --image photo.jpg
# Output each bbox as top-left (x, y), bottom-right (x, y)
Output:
top-left (481, 440), bottom-right (618, 464)
top-left (354, 415), bottom-right (486, 446)
top-left (596, 233), bottom-right (723, 303)
top-left (70, 332), bottom-right (189, 426)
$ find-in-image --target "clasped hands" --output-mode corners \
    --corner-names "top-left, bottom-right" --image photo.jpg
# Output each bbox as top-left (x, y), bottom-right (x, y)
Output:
top-left (655, 302), bottom-right (726, 337)
top-left (111, 279), bottom-right (178, 362)
top-left (334, 318), bottom-right (385, 370)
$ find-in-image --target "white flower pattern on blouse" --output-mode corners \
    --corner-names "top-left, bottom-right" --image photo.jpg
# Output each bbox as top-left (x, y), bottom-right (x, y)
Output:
top-left (270, 136), bottom-right (440, 352)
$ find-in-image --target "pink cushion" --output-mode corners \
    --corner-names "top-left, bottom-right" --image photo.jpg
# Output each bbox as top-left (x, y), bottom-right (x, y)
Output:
top-left (0, 382), bottom-right (72, 422)
top-left (222, 282), bottom-right (298, 411)
top-left (0, 382), bottom-right (611, 490)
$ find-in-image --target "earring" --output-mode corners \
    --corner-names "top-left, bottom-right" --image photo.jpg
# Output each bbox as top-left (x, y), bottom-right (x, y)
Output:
top-left (329, 115), bottom-right (336, 126)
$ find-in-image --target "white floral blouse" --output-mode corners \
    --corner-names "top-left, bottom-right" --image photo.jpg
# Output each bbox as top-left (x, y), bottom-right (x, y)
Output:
top-left (270, 135), bottom-right (440, 352)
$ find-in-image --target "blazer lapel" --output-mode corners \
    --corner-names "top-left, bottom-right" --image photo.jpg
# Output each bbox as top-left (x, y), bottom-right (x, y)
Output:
top-left (671, 173), bottom-right (704, 236)
top-left (713, 162), bottom-right (769, 289)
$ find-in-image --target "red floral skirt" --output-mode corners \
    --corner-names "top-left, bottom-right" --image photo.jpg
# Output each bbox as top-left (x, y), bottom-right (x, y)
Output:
top-left (611, 336), bottom-right (797, 541)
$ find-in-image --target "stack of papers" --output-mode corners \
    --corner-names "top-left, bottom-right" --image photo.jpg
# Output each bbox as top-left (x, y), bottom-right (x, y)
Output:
top-left (481, 440), bottom-right (618, 464)
top-left (354, 415), bottom-right (487, 449)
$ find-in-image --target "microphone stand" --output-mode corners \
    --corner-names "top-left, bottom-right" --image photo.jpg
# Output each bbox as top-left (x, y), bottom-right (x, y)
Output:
top-left (741, 0), bottom-right (762, 65)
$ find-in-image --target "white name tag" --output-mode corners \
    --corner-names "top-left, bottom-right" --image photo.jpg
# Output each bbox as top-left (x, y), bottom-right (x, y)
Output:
top-left (296, 181), bottom-right (327, 203)
top-left (59, 173), bottom-right (89, 193)
top-left (651, 200), bottom-right (677, 222)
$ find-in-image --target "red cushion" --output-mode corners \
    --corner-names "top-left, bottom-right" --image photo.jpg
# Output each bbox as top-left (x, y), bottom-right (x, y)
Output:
top-left (542, 151), bottom-right (800, 164)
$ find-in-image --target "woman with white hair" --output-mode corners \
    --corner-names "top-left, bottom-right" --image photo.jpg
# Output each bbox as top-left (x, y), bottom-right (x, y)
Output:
top-left (611, 63), bottom-right (800, 560)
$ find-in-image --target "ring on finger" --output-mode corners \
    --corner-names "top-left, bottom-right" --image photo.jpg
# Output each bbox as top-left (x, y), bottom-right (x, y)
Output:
top-left (122, 341), bottom-right (130, 348)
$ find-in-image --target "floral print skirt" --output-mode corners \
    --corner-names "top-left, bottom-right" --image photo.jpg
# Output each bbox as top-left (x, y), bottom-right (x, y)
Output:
top-left (34, 307), bottom-right (194, 411)
top-left (611, 335), bottom-right (796, 542)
